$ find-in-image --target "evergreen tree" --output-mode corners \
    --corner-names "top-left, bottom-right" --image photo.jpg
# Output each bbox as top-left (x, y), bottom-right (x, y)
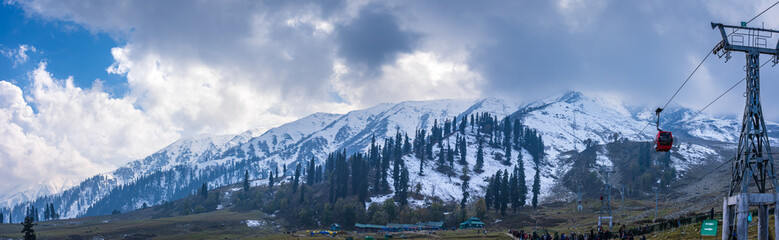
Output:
top-left (459, 115), bottom-right (467, 133)
top-left (459, 136), bottom-right (467, 165)
top-left (461, 167), bottom-right (470, 209)
top-left (403, 133), bottom-right (411, 154)
top-left (21, 216), bottom-right (35, 240)
top-left (517, 154), bottom-right (527, 207)
top-left (315, 165), bottom-right (323, 184)
top-left (1, 213), bottom-right (3, 224)
top-left (437, 145), bottom-right (446, 167)
top-left (503, 117), bottom-right (512, 161)
top-left (43, 205), bottom-right (49, 221)
top-left (243, 170), bottom-right (250, 192)
top-left (50, 204), bottom-right (57, 219)
top-left (8, 212), bottom-right (11, 224)
top-left (532, 165), bottom-right (541, 208)
top-left (282, 164), bottom-right (286, 176)
top-left (200, 183), bottom-right (208, 198)
top-left (447, 144), bottom-right (455, 167)
top-left (513, 119), bottom-right (522, 148)
top-left (396, 165), bottom-right (410, 206)
top-left (510, 168), bottom-right (520, 213)
top-left (492, 171), bottom-right (502, 213)
top-left (292, 163), bottom-right (301, 194)
top-left (474, 139), bottom-right (484, 173)
top-left (500, 170), bottom-right (509, 215)
top-left (307, 157), bottom-right (316, 185)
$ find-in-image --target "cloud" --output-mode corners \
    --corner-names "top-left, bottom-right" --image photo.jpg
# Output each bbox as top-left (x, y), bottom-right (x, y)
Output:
top-left (0, 62), bottom-right (180, 197)
top-left (1, 44), bottom-right (37, 67)
top-left (4, 0), bottom-right (779, 200)
top-left (330, 51), bottom-right (483, 107)
top-left (336, 5), bottom-right (419, 73)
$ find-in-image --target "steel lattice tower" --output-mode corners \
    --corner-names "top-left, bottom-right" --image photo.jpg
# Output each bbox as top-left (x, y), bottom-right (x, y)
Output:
top-left (712, 22), bottom-right (779, 240)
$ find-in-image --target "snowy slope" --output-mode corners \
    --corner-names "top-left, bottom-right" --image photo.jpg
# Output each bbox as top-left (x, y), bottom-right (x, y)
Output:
top-left (6, 91), bottom-right (779, 221)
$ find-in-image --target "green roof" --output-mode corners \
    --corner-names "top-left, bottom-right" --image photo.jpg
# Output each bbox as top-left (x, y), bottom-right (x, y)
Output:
top-left (460, 217), bottom-right (485, 226)
top-left (418, 221), bottom-right (445, 227)
top-left (355, 223), bottom-right (386, 229)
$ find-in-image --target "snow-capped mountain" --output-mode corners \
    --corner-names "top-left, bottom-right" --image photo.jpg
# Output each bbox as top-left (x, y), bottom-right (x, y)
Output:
top-left (3, 91), bottom-right (776, 222)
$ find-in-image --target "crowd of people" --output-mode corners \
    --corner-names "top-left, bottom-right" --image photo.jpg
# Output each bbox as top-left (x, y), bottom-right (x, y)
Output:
top-left (508, 226), bottom-right (650, 240)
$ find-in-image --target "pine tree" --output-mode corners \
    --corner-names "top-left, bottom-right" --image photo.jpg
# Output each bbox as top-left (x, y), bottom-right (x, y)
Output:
top-left (532, 165), bottom-right (541, 208)
top-left (397, 165), bottom-right (410, 206)
top-left (517, 154), bottom-right (527, 208)
top-left (447, 144), bottom-right (455, 167)
top-left (43, 205), bottom-right (49, 221)
top-left (437, 145), bottom-right (446, 167)
top-left (510, 168), bottom-right (520, 213)
top-left (50, 203), bottom-right (57, 219)
top-left (243, 170), bottom-right (250, 192)
top-left (1, 213), bottom-right (3, 224)
top-left (307, 157), bottom-right (316, 185)
top-left (282, 164), bottom-right (287, 176)
top-left (21, 215), bottom-right (35, 240)
top-left (200, 183), bottom-right (208, 198)
top-left (493, 171), bottom-right (502, 213)
top-left (474, 139), bottom-right (484, 173)
top-left (461, 167), bottom-right (470, 209)
top-left (500, 170), bottom-right (509, 215)
top-left (459, 115), bottom-right (467, 133)
top-left (292, 163), bottom-right (301, 194)
top-left (503, 117), bottom-right (512, 161)
top-left (459, 136), bottom-right (467, 165)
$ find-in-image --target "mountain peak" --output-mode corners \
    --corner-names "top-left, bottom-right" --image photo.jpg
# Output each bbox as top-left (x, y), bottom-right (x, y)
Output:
top-left (557, 90), bottom-right (584, 103)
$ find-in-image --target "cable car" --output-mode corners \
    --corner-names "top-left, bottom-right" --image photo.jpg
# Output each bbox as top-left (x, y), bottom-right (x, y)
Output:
top-left (655, 131), bottom-right (673, 152)
top-left (653, 108), bottom-right (673, 152)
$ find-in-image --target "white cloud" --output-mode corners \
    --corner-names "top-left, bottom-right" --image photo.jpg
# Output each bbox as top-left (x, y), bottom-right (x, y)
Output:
top-left (0, 62), bottom-right (185, 199)
top-left (330, 51), bottom-right (483, 108)
top-left (1, 44), bottom-right (37, 67)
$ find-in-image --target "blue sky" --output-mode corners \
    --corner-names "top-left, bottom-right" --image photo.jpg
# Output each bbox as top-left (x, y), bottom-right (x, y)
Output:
top-left (0, 4), bottom-right (127, 97)
top-left (1, 0), bottom-right (779, 203)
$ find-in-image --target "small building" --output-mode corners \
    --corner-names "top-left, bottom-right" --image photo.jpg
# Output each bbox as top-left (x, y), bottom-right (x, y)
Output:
top-left (417, 221), bottom-right (446, 230)
top-left (354, 223), bottom-right (386, 233)
top-left (330, 223), bottom-right (342, 231)
top-left (459, 217), bottom-right (485, 229)
top-left (386, 223), bottom-right (418, 231)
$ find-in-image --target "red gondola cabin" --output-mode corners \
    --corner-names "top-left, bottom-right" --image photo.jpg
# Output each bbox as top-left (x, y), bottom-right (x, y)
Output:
top-left (655, 131), bottom-right (673, 152)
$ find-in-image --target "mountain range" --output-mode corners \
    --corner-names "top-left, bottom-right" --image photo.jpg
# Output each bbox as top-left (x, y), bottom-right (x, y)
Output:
top-left (2, 90), bottom-right (776, 222)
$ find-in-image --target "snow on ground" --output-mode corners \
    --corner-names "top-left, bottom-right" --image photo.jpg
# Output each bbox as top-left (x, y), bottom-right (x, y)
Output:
top-left (671, 143), bottom-right (718, 174)
top-left (246, 220), bottom-right (263, 228)
top-left (596, 147), bottom-right (613, 169)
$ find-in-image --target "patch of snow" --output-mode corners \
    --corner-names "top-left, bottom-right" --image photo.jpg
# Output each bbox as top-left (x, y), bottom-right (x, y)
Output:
top-left (246, 220), bottom-right (263, 228)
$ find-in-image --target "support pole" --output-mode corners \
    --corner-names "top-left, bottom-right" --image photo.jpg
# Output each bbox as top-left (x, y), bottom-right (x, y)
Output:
top-left (737, 194), bottom-right (749, 240)
top-left (654, 189), bottom-right (658, 221)
top-left (774, 202), bottom-right (779, 240)
top-left (759, 204), bottom-right (768, 240)
top-left (722, 198), bottom-right (730, 240)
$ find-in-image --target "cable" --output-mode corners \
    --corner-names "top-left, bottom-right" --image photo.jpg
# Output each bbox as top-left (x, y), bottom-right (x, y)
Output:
top-left (635, 50), bottom-right (713, 139)
top-left (635, 1), bottom-right (779, 139)
top-left (672, 59), bottom-right (772, 130)
top-left (747, 1), bottom-right (779, 24)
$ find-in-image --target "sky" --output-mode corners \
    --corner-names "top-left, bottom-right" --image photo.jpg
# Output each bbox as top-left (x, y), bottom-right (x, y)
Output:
top-left (1, 0), bottom-right (779, 198)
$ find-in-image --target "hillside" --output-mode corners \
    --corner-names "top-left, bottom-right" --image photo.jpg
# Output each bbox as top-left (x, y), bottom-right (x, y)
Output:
top-left (1, 91), bottom-right (776, 224)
